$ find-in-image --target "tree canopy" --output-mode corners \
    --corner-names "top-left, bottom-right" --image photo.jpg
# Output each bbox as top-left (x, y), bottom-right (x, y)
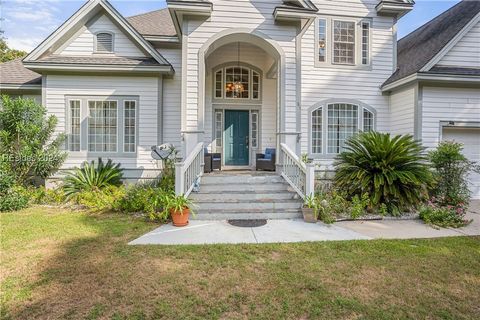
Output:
top-left (0, 39), bottom-right (27, 63)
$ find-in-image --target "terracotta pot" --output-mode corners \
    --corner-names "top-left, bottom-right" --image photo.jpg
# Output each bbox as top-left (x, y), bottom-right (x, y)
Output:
top-left (302, 207), bottom-right (317, 223)
top-left (171, 208), bottom-right (190, 227)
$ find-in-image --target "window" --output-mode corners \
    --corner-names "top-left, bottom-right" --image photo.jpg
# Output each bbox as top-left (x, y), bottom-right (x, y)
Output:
top-left (311, 107), bottom-right (322, 154)
top-left (215, 111), bottom-right (223, 150)
top-left (215, 70), bottom-right (223, 98)
top-left (361, 22), bottom-right (370, 65)
top-left (96, 32), bottom-right (114, 53)
top-left (310, 101), bottom-right (375, 156)
top-left (214, 66), bottom-right (261, 100)
top-left (333, 21), bottom-right (356, 65)
top-left (88, 101), bottom-right (118, 152)
top-left (251, 111), bottom-right (259, 149)
top-left (328, 104), bottom-right (358, 153)
top-left (318, 19), bottom-right (327, 62)
top-left (124, 101), bottom-right (136, 153)
top-left (363, 109), bottom-right (374, 132)
top-left (69, 100), bottom-right (81, 152)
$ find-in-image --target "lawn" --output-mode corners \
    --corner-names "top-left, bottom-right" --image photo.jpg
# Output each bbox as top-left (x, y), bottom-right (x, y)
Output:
top-left (1, 207), bottom-right (479, 320)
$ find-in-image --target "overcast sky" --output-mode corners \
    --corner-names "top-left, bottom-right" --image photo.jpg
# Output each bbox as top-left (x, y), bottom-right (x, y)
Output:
top-left (0, 0), bottom-right (462, 52)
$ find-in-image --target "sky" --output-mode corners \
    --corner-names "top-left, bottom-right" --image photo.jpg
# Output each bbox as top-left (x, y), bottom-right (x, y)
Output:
top-left (0, 0), bottom-right (463, 52)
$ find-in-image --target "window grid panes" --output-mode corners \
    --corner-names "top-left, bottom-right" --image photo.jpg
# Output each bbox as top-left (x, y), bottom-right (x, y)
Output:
top-left (252, 71), bottom-right (260, 100)
top-left (362, 22), bottom-right (370, 65)
top-left (327, 104), bottom-right (358, 154)
top-left (251, 111), bottom-right (259, 149)
top-left (96, 33), bottom-right (113, 52)
top-left (225, 67), bottom-right (249, 99)
top-left (311, 107), bottom-right (323, 154)
top-left (215, 70), bottom-right (223, 98)
top-left (69, 100), bottom-right (81, 152)
top-left (363, 109), bottom-right (374, 132)
top-left (318, 19), bottom-right (327, 62)
top-left (215, 111), bottom-right (223, 149)
top-left (124, 101), bottom-right (136, 153)
top-left (88, 101), bottom-right (117, 152)
top-left (333, 21), bottom-right (355, 65)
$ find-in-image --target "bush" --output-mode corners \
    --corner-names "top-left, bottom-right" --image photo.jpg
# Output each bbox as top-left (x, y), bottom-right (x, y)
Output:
top-left (428, 141), bottom-right (480, 206)
top-left (0, 96), bottom-right (66, 183)
top-left (30, 187), bottom-right (66, 205)
top-left (63, 158), bottom-right (123, 196)
top-left (117, 183), bottom-right (172, 218)
top-left (334, 132), bottom-right (432, 215)
top-left (419, 200), bottom-right (470, 228)
top-left (70, 185), bottom-right (126, 211)
top-left (0, 185), bottom-right (30, 212)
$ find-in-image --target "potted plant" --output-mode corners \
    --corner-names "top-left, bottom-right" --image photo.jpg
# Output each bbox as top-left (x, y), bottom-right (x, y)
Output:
top-left (302, 195), bottom-right (318, 223)
top-left (162, 194), bottom-right (194, 227)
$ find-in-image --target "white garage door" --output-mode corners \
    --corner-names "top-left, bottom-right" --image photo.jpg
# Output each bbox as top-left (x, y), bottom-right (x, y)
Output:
top-left (442, 127), bottom-right (480, 199)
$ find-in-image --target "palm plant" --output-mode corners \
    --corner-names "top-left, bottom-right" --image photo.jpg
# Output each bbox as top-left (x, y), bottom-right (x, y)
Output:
top-left (334, 132), bottom-right (432, 214)
top-left (63, 158), bottom-right (123, 196)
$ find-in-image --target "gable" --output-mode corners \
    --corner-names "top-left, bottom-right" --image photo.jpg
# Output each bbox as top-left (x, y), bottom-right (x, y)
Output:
top-left (57, 14), bottom-right (146, 57)
top-left (436, 20), bottom-right (480, 68)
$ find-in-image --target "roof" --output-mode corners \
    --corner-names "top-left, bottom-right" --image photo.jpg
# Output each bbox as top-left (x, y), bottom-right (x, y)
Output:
top-left (35, 56), bottom-right (161, 66)
top-left (0, 59), bottom-right (41, 86)
top-left (126, 8), bottom-right (176, 37)
top-left (383, 0), bottom-right (480, 87)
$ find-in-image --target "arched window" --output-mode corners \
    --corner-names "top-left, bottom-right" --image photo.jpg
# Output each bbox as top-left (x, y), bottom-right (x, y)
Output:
top-left (310, 101), bottom-right (375, 156)
top-left (214, 65), bottom-right (260, 100)
top-left (95, 32), bottom-right (114, 53)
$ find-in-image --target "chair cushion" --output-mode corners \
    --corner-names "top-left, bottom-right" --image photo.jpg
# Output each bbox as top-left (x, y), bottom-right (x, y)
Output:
top-left (257, 158), bottom-right (270, 162)
top-left (264, 148), bottom-right (276, 160)
top-left (213, 157), bottom-right (221, 161)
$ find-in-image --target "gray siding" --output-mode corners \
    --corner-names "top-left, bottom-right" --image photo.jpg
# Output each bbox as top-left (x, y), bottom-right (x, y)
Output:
top-left (437, 20), bottom-right (480, 68)
top-left (389, 85), bottom-right (415, 135)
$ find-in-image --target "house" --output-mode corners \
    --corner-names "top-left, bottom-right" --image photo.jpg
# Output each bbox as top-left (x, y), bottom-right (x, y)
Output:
top-left (0, 0), bottom-right (478, 200)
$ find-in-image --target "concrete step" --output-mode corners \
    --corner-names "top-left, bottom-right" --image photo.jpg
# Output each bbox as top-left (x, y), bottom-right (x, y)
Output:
top-left (199, 183), bottom-right (291, 193)
top-left (192, 210), bottom-right (302, 221)
top-left (189, 192), bottom-right (299, 201)
top-left (201, 175), bottom-right (284, 185)
top-left (196, 200), bottom-right (302, 211)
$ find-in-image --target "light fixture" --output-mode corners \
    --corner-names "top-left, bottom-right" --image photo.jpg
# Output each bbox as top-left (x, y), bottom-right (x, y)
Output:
top-left (231, 42), bottom-right (244, 97)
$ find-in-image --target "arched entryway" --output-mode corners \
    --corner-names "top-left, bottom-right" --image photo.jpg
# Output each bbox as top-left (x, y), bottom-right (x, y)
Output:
top-left (197, 30), bottom-right (285, 169)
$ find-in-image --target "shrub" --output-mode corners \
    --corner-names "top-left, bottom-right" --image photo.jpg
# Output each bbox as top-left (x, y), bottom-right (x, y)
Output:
top-left (30, 187), bottom-right (66, 205)
top-left (334, 132), bottom-right (432, 215)
top-left (0, 96), bottom-right (66, 183)
top-left (71, 185), bottom-right (126, 211)
top-left (428, 141), bottom-right (480, 206)
top-left (419, 200), bottom-right (470, 228)
top-left (0, 185), bottom-right (29, 212)
top-left (63, 158), bottom-right (123, 196)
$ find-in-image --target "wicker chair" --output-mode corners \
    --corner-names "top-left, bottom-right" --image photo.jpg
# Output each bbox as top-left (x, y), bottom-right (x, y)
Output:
top-left (204, 148), bottom-right (212, 173)
top-left (256, 148), bottom-right (276, 171)
top-left (204, 148), bottom-right (221, 172)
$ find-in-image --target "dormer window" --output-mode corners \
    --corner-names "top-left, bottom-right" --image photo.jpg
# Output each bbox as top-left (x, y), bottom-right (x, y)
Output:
top-left (95, 32), bottom-right (114, 53)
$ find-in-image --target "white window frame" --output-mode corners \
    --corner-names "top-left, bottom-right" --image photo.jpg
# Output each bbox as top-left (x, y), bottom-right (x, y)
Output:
top-left (87, 99), bottom-right (119, 153)
top-left (213, 64), bottom-right (262, 102)
top-left (361, 21), bottom-right (371, 66)
top-left (332, 19), bottom-right (357, 66)
top-left (214, 110), bottom-right (223, 152)
top-left (250, 110), bottom-right (259, 149)
top-left (308, 99), bottom-right (376, 158)
top-left (314, 16), bottom-right (372, 70)
top-left (123, 100), bottom-right (136, 153)
top-left (94, 31), bottom-right (115, 53)
top-left (67, 99), bottom-right (81, 152)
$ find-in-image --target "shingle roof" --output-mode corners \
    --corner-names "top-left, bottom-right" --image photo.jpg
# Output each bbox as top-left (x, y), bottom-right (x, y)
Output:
top-left (126, 8), bottom-right (176, 37)
top-left (0, 59), bottom-right (41, 86)
top-left (383, 0), bottom-right (480, 87)
top-left (36, 56), bottom-right (161, 66)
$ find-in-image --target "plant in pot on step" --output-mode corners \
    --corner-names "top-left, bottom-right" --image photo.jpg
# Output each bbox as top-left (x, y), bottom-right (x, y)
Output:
top-left (161, 193), bottom-right (195, 227)
top-left (302, 195), bottom-right (318, 223)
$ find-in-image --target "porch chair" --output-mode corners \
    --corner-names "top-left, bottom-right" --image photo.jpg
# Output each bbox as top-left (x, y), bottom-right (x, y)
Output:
top-left (204, 148), bottom-right (212, 173)
top-left (204, 148), bottom-right (222, 173)
top-left (256, 148), bottom-right (276, 171)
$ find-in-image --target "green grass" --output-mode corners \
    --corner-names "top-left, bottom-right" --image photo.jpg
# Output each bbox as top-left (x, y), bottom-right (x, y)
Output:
top-left (1, 207), bottom-right (479, 320)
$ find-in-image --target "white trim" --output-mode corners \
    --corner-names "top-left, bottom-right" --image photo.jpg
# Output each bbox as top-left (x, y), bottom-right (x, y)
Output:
top-left (123, 100), bottom-right (137, 153)
top-left (23, 62), bottom-right (173, 74)
top-left (0, 84), bottom-right (42, 90)
top-left (421, 12), bottom-right (480, 72)
top-left (86, 99), bottom-right (120, 153)
top-left (382, 73), bottom-right (480, 92)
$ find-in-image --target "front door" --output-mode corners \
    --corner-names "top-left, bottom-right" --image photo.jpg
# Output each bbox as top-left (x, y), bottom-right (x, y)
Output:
top-left (224, 110), bottom-right (249, 166)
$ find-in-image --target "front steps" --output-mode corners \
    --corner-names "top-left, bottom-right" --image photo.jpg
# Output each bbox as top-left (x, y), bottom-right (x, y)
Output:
top-left (189, 171), bottom-right (303, 220)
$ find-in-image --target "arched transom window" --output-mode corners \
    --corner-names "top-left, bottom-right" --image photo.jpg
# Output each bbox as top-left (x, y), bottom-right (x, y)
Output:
top-left (214, 66), bottom-right (260, 100)
top-left (310, 102), bottom-right (375, 155)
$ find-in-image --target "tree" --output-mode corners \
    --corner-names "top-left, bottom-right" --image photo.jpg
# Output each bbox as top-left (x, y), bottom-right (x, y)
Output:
top-left (0, 39), bottom-right (27, 63)
top-left (0, 96), bottom-right (67, 184)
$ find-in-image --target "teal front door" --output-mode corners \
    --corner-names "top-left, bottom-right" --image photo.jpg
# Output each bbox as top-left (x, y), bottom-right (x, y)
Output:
top-left (224, 110), bottom-right (249, 166)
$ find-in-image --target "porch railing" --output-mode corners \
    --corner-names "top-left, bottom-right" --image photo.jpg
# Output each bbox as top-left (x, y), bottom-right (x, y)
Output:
top-left (175, 142), bottom-right (204, 196)
top-left (279, 143), bottom-right (315, 199)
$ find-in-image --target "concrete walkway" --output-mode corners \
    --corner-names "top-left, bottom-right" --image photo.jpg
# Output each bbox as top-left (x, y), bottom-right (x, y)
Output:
top-left (129, 202), bottom-right (480, 245)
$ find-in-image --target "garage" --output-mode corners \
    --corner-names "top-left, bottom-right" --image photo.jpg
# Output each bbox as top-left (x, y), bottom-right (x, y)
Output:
top-left (442, 127), bottom-right (480, 199)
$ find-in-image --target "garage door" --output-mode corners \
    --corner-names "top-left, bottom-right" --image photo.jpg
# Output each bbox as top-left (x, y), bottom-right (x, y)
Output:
top-left (442, 127), bottom-right (480, 199)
